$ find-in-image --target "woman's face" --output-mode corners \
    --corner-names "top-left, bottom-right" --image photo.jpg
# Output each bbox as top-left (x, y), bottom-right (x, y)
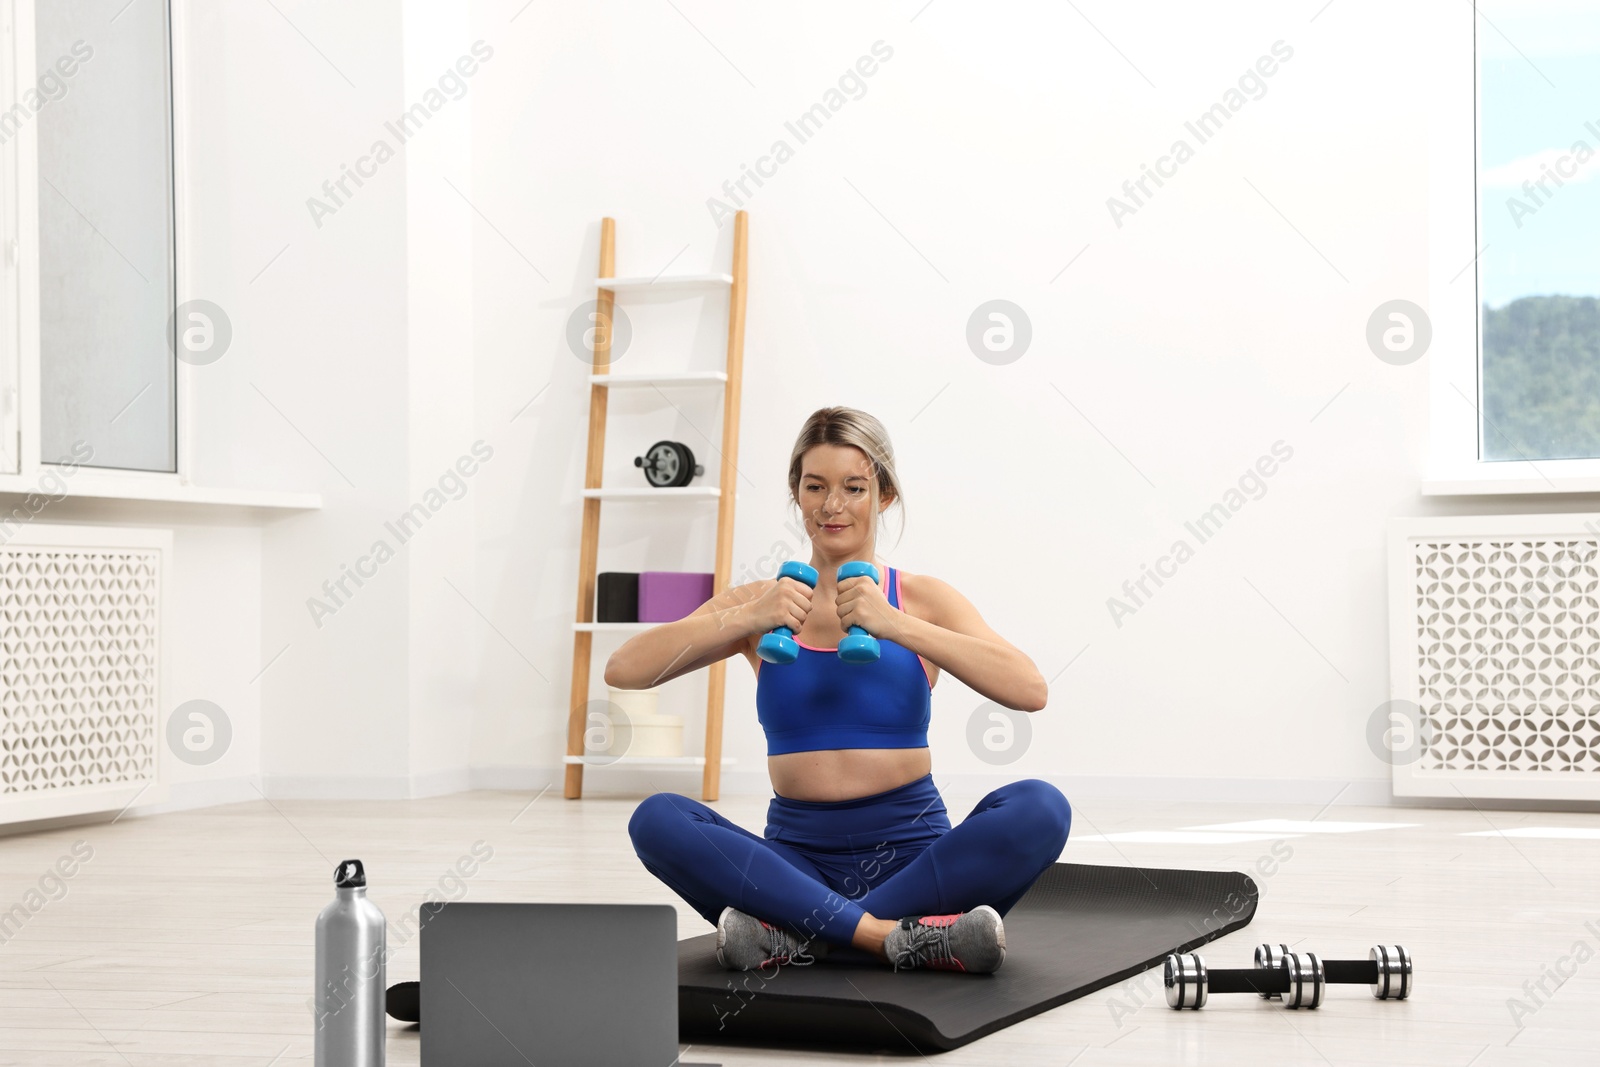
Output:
top-left (797, 444), bottom-right (890, 549)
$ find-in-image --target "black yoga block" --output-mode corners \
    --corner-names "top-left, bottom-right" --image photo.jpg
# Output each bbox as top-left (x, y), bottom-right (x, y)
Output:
top-left (597, 572), bottom-right (639, 622)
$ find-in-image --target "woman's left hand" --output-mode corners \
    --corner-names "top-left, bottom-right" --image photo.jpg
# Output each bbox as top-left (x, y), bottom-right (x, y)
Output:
top-left (835, 573), bottom-right (897, 638)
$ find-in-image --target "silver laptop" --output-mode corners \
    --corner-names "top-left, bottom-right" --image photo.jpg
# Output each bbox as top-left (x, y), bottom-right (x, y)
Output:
top-left (421, 901), bottom-right (715, 1067)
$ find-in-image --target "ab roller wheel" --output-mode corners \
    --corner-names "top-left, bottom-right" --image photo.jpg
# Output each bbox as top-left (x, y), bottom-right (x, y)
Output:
top-left (756, 560), bottom-right (883, 665)
top-left (634, 440), bottom-right (704, 488)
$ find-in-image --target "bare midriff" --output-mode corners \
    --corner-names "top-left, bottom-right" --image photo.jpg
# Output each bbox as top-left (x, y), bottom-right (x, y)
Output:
top-left (766, 746), bottom-right (933, 802)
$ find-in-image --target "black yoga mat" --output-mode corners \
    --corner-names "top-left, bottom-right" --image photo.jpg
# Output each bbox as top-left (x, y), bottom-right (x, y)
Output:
top-left (677, 861), bottom-right (1259, 1054)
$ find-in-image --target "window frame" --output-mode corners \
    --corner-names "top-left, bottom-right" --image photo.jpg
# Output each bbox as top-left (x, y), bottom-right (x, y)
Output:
top-left (1424, 3), bottom-right (1600, 496)
top-left (1, 0), bottom-right (196, 487)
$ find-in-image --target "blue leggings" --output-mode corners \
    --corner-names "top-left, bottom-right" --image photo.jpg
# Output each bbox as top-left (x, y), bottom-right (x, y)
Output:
top-left (627, 774), bottom-right (1071, 948)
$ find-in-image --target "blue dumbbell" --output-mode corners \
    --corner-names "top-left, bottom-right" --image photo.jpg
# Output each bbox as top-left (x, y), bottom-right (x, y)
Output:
top-left (756, 561), bottom-right (819, 664)
top-left (835, 561), bottom-right (882, 663)
top-left (756, 560), bottom-right (884, 664)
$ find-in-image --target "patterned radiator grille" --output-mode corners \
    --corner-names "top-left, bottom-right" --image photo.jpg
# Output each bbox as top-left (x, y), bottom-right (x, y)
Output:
top-left (1, 547), bottom-right (160, 794)
top-left (1414, 539), bottom-right (1600, 774)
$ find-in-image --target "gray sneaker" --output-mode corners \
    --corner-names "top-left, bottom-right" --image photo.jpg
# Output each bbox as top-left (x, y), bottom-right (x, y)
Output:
top-left (883, 905), bottom-right (1006, 973)
top-left (715, 907), bottom-right (829, 971)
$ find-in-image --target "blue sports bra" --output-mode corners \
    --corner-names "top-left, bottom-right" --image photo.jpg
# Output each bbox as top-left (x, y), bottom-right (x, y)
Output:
top-left (755, 566), bottom-right (933, 756)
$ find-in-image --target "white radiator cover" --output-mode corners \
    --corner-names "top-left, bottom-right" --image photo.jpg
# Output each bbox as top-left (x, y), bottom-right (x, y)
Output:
top-left (0, 523), bottom-right (171, 824)
top-left (1389, 515), bottom-right (1600, 801)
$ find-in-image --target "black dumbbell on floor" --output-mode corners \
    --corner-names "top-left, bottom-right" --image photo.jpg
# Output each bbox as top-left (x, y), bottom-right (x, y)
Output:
top-left (1164, 944), bottom-right (1412, 1010)
top-left (1164, 950), bottom-right (1324, 1009)
top-left (1253, 943), bottom-right (1413, 1002)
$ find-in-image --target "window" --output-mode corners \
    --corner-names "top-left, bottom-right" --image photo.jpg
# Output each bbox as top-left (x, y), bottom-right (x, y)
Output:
top-left (2, 0), bottom-right (177, 476)
top-left (1477, 1), bottom-right (1600, 462)
top-left (1425, 3), bottom-right (1600, 491)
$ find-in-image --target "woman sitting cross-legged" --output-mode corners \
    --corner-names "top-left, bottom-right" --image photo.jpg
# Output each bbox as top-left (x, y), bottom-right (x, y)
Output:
top-left (611, 406), bottom-right (1071, 974)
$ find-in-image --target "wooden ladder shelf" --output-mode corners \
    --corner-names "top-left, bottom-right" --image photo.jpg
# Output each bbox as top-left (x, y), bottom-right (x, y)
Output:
top-left (565, 211), bottom-right (749, 801)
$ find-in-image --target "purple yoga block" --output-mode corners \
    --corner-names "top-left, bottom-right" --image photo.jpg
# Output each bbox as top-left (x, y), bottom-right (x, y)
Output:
top-left (639, 572), bottom-right (715, 622)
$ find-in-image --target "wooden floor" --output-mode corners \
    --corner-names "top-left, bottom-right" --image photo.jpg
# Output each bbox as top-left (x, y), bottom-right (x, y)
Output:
top-left (0, 782), bottom-right (1596, 1066)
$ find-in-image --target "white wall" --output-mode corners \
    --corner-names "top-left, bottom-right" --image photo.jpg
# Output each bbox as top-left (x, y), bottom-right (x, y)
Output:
top-left (463, 0), bottom-right (1600, 804)
top-left (75, 0), bottom-right (1600, 823)
top-left (188, 0), bottom-right (419, 795)
top-left (177, 0), bottom-right (485, 799)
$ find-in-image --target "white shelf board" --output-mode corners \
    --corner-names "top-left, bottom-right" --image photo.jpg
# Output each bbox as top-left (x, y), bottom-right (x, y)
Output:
top-left (596, 273), bottom-right (733, 291)
top-left (563, 755), bottom-right (737, 767)
top-left (589, 371), bottom-right (728, 388)
top-left (582, 487), bottom-right (720, 499)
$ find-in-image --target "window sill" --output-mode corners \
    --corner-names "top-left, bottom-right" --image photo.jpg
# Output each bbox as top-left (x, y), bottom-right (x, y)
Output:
top-left (0, 474), bottom-right (322, 512)
top-left (1422, 463), bottom-right (1600, 497)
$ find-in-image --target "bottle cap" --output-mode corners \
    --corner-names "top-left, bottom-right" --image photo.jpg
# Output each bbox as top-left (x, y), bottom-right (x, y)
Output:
top-left (334, 859), bottom-right (367, 888)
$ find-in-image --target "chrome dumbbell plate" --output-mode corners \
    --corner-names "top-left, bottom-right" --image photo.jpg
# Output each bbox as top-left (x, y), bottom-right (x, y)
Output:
top-left (1253, 942), bottom-right (1290, 999)
top-left (1281, 951), bottom-right (1324, 1009)
top-left (1371, 944), bottom-right (1412, 1000)
top-left (1163, 952), bottom-right (1207, 1010)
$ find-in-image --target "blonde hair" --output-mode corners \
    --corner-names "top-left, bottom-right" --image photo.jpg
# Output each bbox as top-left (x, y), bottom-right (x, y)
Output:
top-left (787, 407), bottom-right (906, 555)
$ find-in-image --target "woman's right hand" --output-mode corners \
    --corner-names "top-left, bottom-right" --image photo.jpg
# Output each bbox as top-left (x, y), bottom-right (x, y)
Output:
top-left (744, 576), bottom-right (813, 636)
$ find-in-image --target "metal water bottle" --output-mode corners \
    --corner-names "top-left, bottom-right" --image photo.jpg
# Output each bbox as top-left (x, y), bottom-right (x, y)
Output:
top-left (315, 859), bottom-right (386, 1067)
